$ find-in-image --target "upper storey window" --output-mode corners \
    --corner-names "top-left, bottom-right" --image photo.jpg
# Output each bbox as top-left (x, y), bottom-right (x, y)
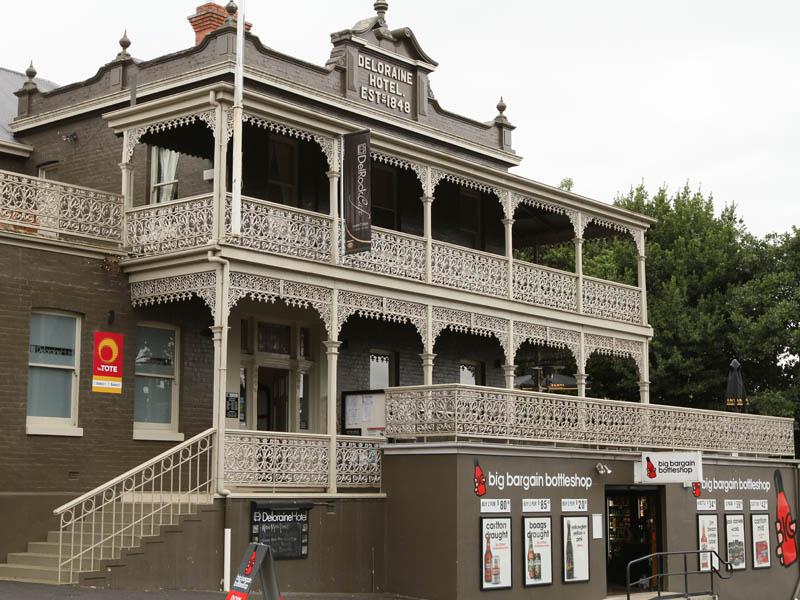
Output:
top-left (151, 147), bottom-right (180, 203)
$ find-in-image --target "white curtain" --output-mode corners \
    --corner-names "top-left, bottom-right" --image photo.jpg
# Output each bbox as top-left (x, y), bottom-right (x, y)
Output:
top-left (156, 147), bottom-right (179, 203)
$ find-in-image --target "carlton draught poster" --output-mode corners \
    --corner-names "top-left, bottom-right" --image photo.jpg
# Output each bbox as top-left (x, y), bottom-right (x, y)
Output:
top-left (751, 513), bottom-right (771, 568)
top-left (562, 516), bottom-right (589, 583)
top-left (481, 517), bottom-right (511, 590)
top-left (523, 517), bottom-right (552, 586)
top-left (343, 130), bottom-right (371, 254)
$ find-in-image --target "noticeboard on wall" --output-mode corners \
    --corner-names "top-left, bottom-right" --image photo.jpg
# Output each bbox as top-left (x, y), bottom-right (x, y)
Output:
top-left (342, 390), bottom-right (385, 437)
top-left (250, 504), bottom-right (310, 560)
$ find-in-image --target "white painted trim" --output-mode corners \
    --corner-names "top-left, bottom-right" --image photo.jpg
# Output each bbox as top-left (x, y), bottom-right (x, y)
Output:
top-left (26, 424), bottom-right (84, 437)
top-left (0, 139), bottom-right (33, 157)
top-left (132, 429), bottom-right (186, 442)
top-left (220, 492), bottom-right (387, 499)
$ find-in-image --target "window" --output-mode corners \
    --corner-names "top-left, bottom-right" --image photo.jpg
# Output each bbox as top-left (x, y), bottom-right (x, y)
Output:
top-left (37, 162), bottom-right (58, 180)
top-left (27, 311), bottom-right (82, 436)
top-left (371, 164), bottom-right (398, 230)
top-left (267, 137), bottom-right (298, 205)
top-left (257, 322), bottom-right (291, 354)
top-left (134, 324), bottom-right (182, 441)
top-left (150, 146), bottom-right (180, 203)
top-left (370, 351), bottom-right (397, 390)
top-left (459, 360), bottom-right (484, 386)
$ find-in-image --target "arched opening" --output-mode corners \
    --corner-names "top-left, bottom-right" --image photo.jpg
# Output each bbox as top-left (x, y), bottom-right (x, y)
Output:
top-left (514, 340), bottom-right (579, 394)
top-left (432, 180), bottom-right (504, 254)
top-left (369, 158), bottom-right (423, 236)
top-left (581, 220), bottom-right (639, 286)
top-left (432, 329), bottom-right (505, 387)
top-left (585, 353), bottom-right (639, 402)
top-left (512, 202), bottom-right (576, 272)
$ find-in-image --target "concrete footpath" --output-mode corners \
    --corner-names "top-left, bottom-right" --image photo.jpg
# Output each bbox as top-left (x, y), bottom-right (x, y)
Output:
top-left (0, 582), bottom-right (418, 600)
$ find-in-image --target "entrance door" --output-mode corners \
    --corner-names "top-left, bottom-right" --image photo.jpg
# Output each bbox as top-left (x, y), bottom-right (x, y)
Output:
top-left (257, 367), bottom-right (290, 432)
top-left (606, 487), bottom-right (662, 594)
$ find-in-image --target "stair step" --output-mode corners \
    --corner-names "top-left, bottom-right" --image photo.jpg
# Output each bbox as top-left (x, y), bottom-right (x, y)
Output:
top-left (47, 529), bottom-right (150, 544)
top-left (7, 552), bottom-right (60, 567)
top-left (28, 540), bottom-right (139, 556)
top-left (0, 563), bottom-right (64, 583)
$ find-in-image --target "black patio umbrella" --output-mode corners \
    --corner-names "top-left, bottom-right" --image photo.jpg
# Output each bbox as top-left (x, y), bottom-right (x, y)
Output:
top-left (725, 358), bottom-right (747, 412)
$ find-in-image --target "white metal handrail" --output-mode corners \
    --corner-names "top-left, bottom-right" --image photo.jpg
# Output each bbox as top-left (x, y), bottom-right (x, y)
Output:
top-left (582, 276), bottom-right (642, 324)
top-left (0, 169), bottom-right (122, 244)
top-left (53, 427), bottom-right (215, 583)
top-left (384, 384), bottom-right (795, 457)
top-left (125, 193), bottom-right (214, 256)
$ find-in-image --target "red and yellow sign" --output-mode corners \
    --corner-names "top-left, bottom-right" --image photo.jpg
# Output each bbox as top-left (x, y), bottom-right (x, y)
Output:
top-left (92, 332), bottom-right (123, 394)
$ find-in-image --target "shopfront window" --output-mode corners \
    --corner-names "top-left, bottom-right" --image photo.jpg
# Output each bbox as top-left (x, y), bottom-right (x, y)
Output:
top-left (27, 311), bottom-right (81, 435)
top-left (134, 324), bottom-right (181, 440)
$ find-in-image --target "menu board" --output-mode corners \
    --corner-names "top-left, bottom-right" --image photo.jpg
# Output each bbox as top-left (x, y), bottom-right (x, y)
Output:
top-left (481, 517), bottom-right (512, 590)
top-left (725, 514), bottom-right (746, 570)
top-left (751, 513), bottom-right (772, 569)
top-left (698, 514), bottom-right (720, 572)
top-left (523, 517), bottom-right (552, 586)
top-left (342, 391), bottom-right (385, 437)
top-left (250, 504), bottom-right (309, 560)
top-left (562, 516), bottom-right (590, 583)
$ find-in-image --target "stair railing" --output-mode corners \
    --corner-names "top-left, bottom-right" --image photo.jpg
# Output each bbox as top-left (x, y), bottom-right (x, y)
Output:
top-left (52, 428), bottom-right (215, 584)
top-left (626, 549), bottom-right (733, 600)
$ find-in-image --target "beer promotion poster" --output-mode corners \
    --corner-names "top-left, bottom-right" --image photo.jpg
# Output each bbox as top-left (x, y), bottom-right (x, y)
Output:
top-left (342, 129), bottom-right (371, 255)
top-left (751, 513), bottom-right (772, 569)
top-left (522, 517), bottom-right (552, 586)
top-left (480, 517), bottom-right (511, 590)
top-left (697, 514), bottom-right (720, 572)
top-left (725, 514), bottom-right (746, 570)
top-left (562, 516), bottom-right (589, 583)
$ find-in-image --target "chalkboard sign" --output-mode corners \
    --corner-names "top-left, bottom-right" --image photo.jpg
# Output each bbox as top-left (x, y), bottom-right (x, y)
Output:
top-left (250, 504), bottom-right (310, 560)
top-left (226, 392), bottom-right (239, 419)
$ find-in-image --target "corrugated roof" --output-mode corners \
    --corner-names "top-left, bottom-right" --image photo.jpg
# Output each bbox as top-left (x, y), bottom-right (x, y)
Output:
top-left (0, 67), bottom-right (58, 143)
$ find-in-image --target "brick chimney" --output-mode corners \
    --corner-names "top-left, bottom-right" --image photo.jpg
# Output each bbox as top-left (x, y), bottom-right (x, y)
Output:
top-left (188, 2), bottom-right (251, 45)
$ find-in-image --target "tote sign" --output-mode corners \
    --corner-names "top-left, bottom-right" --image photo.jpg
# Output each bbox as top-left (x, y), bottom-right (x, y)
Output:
top-left (641, 451), bottom-right (702, 484)
top-left (92, 332), bottom-right (123, 394)
top-left (226, 543), bottom-right (283, 600)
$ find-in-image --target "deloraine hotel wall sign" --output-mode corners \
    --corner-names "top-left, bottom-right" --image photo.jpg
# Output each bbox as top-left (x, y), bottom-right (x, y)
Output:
top-left (357, 53), bottom-right (413, 115)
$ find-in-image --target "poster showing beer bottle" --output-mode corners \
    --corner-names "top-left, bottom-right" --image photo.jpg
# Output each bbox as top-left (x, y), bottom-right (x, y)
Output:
top-left (480, 517), bottom-right (511, 590)
top-left (697, 514), bottom-right (720, 572)
top-left (562, 516), bottom-right (590, 583)
top-left (523, 517), bottom-right (552, 586)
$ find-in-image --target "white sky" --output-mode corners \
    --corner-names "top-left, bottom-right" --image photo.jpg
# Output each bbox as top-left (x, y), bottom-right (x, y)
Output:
top-left (4, 0), bottom-right (799, 236)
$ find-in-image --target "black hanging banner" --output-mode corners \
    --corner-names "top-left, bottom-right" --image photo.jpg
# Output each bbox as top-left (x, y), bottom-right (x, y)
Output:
top-left (225, 543), bottom-right (283, 600)
top-left (343, 129), bottom-right (371, 254)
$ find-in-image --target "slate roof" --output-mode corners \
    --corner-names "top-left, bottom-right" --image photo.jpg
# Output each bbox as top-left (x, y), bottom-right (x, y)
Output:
top-left (0, 67), bottom-right (58, 143)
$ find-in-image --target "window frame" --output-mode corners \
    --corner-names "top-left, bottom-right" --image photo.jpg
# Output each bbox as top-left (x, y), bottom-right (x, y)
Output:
top-left (26, 309), bottom-right (83, 437)
top-left (369, 349), bottom-right (398, 390)
top-left (459, 359), bottom-right (485, 387)
top-left (149, 146), bottom-right (180, 204)
top-left (133, 321), bottom-right (183, 441)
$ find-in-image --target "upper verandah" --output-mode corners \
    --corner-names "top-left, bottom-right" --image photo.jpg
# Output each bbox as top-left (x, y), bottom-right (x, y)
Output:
top-left (10, 1), bottom-right (520, 169)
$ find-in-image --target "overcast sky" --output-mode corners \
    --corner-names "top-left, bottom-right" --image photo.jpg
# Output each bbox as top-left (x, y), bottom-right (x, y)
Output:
top-left (4, 1), bottom-right (798, 236)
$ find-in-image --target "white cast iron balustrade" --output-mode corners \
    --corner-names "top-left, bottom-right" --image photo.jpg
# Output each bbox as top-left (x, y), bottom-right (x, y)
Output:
top-left (384, 384), bottom-right (794, 457)
top-left (0, 170), bottom-right (122, 244)
top-left (513, 260), bottom-right (578, 312)
top-left (224, 430), bottom-right (382, 488)
top-left (582, 276), bottom-right (642, 324)
top-left (343, 226), bottom-right (426, 281)
top-left (126, 194), bottom-right (214, 257)
top-left (431, 240), bottom-right (508, 297)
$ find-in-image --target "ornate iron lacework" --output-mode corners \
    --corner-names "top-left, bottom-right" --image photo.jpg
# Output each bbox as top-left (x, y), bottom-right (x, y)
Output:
top-left (124, 110), bottom-right (216, 162)
top-left (582, 277), bottom-right (642, 324)
top-left (383, 386), bottom-right (795, 457)
top-left (584, 215), bottom-right (646, 256)
top-left (130, 271), bottom-right (217, 313)
top-left (431, 242), bottom-right (508, 297)
top-left (338, 290), bottom-right (427, 341)
top-left (242, 113), bottom-right (337, 171)
top-left (429, 168), bottom-right (504, 200)
top-left (508, 192), bottom-right (579, 232)
top-left (512, 261), bottom-right (578, 312)
top-left (126, 195), bottom-right (214, 257)
top-left (431, 307), bottom-right (511, 361)
top-left (371, 151), bottom-right (426, 189)
top-left (584, 333), bottom-right (644, 373)
top-left (342, 227), bottom-right (425, 282)
top-left (0, 171), bottom-right (122, 243)
top-left (228, 272), bottom-right (334, 337)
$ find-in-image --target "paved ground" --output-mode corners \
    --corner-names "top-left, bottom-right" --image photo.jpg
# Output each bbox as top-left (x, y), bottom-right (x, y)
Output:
top-left (0, 582), bottom-right (421, 599)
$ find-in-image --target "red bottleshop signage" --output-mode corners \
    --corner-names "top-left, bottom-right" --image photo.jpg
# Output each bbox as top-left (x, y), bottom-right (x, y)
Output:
top-left (92, 332), bottom-right (123, 394)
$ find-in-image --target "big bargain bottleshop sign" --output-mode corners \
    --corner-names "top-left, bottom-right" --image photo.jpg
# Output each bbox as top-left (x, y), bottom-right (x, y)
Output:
top-left (92, 332), bottom-right (123, 394)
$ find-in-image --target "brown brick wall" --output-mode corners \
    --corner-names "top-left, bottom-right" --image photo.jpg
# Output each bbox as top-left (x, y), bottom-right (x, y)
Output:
top-left (0, 243), bottom-right (214, 496)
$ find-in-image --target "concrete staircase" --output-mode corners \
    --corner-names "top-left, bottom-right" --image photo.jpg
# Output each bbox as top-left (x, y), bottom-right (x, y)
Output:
top-left (0, 502), bottom-right (183, 585)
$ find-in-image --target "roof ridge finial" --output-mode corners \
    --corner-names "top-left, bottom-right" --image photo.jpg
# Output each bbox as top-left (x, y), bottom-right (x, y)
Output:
top-left (374, 1), bottom-right (388, 19)
top-left (25, 61), bottom-right (37, 81)
top-left (225, 1), bottom-right (238, 26)
top-left (117, 30), bottom-right (131, 60)
top-left (496, 96), bottom-right (507, 116)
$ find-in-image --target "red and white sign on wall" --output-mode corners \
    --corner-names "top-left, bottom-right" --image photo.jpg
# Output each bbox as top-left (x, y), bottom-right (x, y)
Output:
top-left (92, 332), bottom-right (123, 394)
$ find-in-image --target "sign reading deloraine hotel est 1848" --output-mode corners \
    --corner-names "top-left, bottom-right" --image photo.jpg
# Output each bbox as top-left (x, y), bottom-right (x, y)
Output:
top-left (358, 53), bottom-right (413, 115)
